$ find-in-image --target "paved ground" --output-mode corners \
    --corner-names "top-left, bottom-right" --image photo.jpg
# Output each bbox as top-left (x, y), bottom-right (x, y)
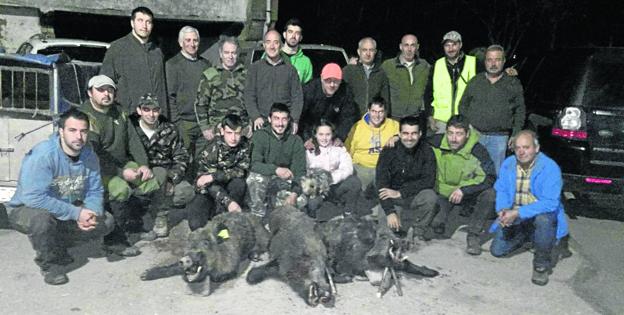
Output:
top-left (1, 213), bottom-right (621, 315)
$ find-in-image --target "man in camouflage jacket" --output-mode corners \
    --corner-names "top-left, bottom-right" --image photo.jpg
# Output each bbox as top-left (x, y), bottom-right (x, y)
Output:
top-left (194, 36), bottom-right (249, 156)
top-left (131, 94), bottom-right (194, 238)
top-left (171, 114), bottom-right (251, 231)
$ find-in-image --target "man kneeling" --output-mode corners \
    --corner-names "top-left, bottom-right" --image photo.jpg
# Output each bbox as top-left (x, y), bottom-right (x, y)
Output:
top-left (5, 109), bottom-right (113, 285)
top-left (489, 130), bottom-right (569, 286)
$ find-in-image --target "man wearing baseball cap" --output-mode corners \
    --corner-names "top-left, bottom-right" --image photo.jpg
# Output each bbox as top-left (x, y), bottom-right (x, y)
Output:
top-left (80, 75), bottom-right (157, 256)
top-left (129, 93), bottom-right (194, 240)
top-left (300, 63), bottom-right (358, 142)
top-left (424, 31), bottom-right (478, 134)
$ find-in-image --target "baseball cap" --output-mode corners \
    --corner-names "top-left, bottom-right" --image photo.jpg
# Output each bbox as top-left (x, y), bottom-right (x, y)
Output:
top-left (442, 31), bottom-right (462, 44)
top-left (88, 75), bottom-right (116, 89)
top-left (321, 63), bottom-right (343, 80)
top-left (137, 93), bottom-right (160, 108)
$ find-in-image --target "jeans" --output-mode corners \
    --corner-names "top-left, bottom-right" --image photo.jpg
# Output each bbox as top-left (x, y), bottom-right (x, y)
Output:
top-left (478, 133), bottom-right (509, 175)
top-left (490, 212), bottom-right (558, 269)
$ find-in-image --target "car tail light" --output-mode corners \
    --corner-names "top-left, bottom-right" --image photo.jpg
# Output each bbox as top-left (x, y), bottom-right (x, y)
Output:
top-left (585, 177), bottom-right (613, 185)
top-left (551, 106), bottom-right (587, 140)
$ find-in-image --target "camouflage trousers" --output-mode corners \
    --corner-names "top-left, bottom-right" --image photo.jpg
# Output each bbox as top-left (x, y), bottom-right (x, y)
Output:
top-left (103, 162), bottom-right (163, 202)
top-left (246, 172), bottom-right (294, 218)
top-left (8, 206), bottom-right (114, 269)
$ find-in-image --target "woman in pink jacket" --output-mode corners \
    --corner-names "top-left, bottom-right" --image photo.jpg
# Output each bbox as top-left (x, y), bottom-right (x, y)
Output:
top-left (306, 119), bottom-right (362, 218)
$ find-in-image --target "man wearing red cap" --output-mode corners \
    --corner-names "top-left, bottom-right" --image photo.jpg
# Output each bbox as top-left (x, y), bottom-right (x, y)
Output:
top-left (300, 63), bottom-right (359, 141)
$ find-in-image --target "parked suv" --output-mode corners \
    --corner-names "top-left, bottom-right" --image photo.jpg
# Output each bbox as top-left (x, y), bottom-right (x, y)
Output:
top-left (524, 47), bottom-right (624, 217)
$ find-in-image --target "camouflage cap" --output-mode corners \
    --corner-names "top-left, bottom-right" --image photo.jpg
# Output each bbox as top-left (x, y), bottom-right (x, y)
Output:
top-left (442, 31), bottom-right (462, 44)
top-left (137, 93), bottom-right (160, 108)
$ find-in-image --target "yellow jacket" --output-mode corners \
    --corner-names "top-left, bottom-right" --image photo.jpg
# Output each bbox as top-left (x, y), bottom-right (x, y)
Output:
top-left (345, 114), bottom-right (400, 168)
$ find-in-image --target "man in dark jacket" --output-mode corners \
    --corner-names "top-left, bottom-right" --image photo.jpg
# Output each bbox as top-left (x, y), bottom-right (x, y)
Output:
top-left (343, 37), bottom-right (390, 115)
top-left (376, 116), bottom-right (437, 240)
top-left (459, 45), bottom-right (526, 174)
top-left (165, 26), bottom-right (210, 157)
top-left (429, 115), bottom-right (496, 255)
top-left (245, 30), bottom-right (303, 135)
top-left (247, 103), bottom-right (306, 218)
top-left (300, 63), bottom-right (358, 141)
top-left (100, 6), bottom-right (168, 118)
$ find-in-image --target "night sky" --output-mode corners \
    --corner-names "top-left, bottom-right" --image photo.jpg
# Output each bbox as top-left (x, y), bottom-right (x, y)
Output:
top-left (278, 0), bottom-right (624, 63)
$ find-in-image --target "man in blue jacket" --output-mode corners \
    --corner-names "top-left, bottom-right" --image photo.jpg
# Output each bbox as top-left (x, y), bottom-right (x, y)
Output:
top-left (489, 130), bottom-right (569, 286)
top-left (6, 109), bottom-right (114, 285)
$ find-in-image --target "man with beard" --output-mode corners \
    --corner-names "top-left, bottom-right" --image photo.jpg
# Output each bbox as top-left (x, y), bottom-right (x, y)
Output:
top-left (424, 31), bottom-right (477, 134)
top-left (281, 18), bottom-right (312, 84)
top-left (246, 103), bottom-right (306, 218)
top-left (6, 109), bottom-right (114, 285)
top-left (382, 34), bottom-right (431, 119)
top-left (300, 63), bottom-right (358, 141)
top-left (80, 75), bottom-right (157, 257)
top-left (166, 26), bottom-right (211, 158)
top-left (245, 30), bottom-right (303, 135)
top-left (343, 37), bottom-right (390, 115)
top-left (101, 7), bottom-right (168, 118)
top-left (489, 130), bottom-right (569, 286)
top-left (375, 116), bottom-right (437, 240)
top-left (429, 115), bottom-right (496, 254)
top-left (459, 45), bottom-right (526, 174)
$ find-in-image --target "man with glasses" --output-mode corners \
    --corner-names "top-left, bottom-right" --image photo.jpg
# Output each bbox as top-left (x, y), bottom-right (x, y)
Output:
top-left (299, 63), bottom-right (358, 141)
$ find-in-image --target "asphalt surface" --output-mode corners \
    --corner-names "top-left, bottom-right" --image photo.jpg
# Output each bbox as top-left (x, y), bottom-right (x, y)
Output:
top-left (0, 214), bottom-right (622, 315)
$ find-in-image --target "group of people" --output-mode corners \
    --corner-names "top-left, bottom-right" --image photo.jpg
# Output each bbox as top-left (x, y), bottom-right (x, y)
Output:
top-left (2, 6), bottom-right (569, 290)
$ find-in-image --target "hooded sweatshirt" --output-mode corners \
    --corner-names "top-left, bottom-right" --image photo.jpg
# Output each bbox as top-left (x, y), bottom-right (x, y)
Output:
top-left (344, 113), bottom-right (399, 168)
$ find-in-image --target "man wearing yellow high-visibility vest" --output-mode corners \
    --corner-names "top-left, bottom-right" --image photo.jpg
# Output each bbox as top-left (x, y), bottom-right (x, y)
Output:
top-left (424, 31), bottom-right (476, 134)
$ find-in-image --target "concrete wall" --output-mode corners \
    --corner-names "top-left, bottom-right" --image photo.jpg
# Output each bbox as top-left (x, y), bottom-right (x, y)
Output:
top-left (1, 0), bottom-right (248, 22)
top-left (0, 6), bottom-right (43, 52)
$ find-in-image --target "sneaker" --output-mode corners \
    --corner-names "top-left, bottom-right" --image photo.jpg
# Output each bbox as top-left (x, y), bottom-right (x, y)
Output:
top-left (466, 234), bottom-right (482, 255)
top-left (531, 267), bottom-right (550, 286)
top-left (41, 265), bottom-right (69, 285)
top-left (153, 214), bottom-right (169, 238)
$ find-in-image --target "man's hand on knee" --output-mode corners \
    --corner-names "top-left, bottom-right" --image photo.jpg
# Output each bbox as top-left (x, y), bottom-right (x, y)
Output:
top-left (77, 208), bottom-right (97, 231)
top-left (227, 201), bottom-right (242, 213)
top-left (387, 212), bottom-right (401, 231)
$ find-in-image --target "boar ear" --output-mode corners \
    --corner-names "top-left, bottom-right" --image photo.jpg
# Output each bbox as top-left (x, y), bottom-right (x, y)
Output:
top-left (215, 222), bottom-right (230, 244)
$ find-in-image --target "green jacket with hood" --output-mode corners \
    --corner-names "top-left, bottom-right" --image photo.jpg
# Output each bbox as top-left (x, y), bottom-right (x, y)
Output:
top-left (286, 48), bottom-right (312, 83)
top-left (429, 129), bottom-right (496, 198)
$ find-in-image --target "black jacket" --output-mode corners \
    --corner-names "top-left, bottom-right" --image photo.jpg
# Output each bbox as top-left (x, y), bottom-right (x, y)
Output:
top-left (300, 78), bottom-right (359, 141)
top-left (376, 140), bottom-right (436, 214)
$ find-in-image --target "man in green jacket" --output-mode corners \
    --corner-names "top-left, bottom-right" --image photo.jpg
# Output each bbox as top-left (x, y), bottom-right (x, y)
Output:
top-left (429, 115), bottom-right (496, 255)
top-left (246, 103), bottom-right (306, 218)
top-left (343, 37), bottom-right (390, 115)
top-left (80, 75), bottom-right (160, 256)
top-left (281, 18), bottom-right (312, 84)
top-left (382, 34), bottom-right (431, 119)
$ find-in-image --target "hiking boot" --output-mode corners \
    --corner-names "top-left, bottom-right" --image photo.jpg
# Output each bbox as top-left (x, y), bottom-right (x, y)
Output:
top-left (466, 234), bottom-right (482, 255)
top-left (106, 244), bottom-right (141, 257)
top-left (153, 214), bottom-right (169, 238)
top-left (414, 226), bottom-right (432, 242)
top-left (41, 265), bottom-right (69, 285)
top-left (433, 223), bottom-right (445, 235)
top-left (558, 235), bottom-right (573, 259)
top-left (531, 267), bottom-right (550, 286)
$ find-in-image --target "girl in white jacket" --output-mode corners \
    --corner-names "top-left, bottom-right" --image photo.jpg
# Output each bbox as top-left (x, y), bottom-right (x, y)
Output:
top-left (306, 119), bottom-right (362, 218)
